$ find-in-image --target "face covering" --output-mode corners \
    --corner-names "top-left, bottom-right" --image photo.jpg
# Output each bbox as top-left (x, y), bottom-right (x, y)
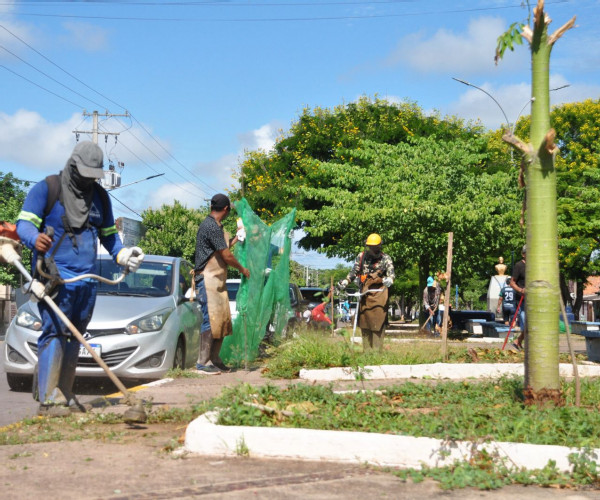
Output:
top-left (60, 161), bottom-right (96, 229)
top-left (366, 246), bottom-right (382, 259)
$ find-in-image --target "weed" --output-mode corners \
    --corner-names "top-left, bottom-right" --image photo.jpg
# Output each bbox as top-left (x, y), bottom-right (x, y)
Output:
top-left (235, 436), bottom-right (250, 457)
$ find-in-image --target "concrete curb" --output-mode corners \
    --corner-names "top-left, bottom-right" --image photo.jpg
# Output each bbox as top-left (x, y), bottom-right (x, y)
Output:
top-left (298, 363), bottom-right (600, 381)
top-left (184, 410), bottom-right (599, 472)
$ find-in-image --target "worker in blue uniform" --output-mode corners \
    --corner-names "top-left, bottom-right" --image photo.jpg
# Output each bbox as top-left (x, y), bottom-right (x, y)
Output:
top-left (17, 141), bottom-right (144, 417)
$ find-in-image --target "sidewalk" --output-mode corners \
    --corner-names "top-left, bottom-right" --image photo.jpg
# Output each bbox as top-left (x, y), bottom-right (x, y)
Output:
top-left (2, 338), bottom-right (598, 499)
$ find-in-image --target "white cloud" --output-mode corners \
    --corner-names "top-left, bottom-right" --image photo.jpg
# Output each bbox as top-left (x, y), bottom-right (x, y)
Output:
top-left (0, 110), bottom-right (82, 169)
top-left (238, 120), bottom-right (282, 153)
top-left (141, 182), bottom-right (202, 211)
top-left (0, 110), bottom-right (173, 174)
top-left (385, 17), bottom-right (526, 75)
top-left (448, 75), bottom-right (600, 130)
top-left (0, 8), bottom-right (36, 61)
top-left (61, 22), bottom-right (109, 52)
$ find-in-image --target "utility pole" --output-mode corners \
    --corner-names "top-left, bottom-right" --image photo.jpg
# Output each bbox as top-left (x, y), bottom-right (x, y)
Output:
top-left (72, 110), bottom-right (130, 189)
top-left (72, 110), bottom-right (130, 145)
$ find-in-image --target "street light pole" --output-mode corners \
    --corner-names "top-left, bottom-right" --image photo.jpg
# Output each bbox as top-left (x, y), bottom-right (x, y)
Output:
top-left (452, 77), bottom-right (570, 133)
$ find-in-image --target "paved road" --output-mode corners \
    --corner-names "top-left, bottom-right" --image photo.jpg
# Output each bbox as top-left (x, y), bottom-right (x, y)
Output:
top-left (0, 340), bottom-right (138, 427)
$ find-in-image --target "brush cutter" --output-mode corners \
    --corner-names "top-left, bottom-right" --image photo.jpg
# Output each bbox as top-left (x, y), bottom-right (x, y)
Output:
top-left (0, 222), bottom-right (147, 424)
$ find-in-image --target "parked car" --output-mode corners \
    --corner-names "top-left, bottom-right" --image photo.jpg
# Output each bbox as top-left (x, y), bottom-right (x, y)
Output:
top-left (226, 279), bottom-right (304, 336)
top-left (300, 286), bottom-right (329, 310)
top-left (3, 255), bottom-right (202, 391)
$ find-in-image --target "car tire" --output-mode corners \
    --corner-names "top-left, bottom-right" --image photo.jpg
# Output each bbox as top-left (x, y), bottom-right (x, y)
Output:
top-left (172, 337), bottom-right (185, 370)
top-left (7, 373), bottom-right (33, 393)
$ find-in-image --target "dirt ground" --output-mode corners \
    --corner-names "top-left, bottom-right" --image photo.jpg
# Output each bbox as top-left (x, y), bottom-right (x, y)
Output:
top-left (1, 339), bottom-right (598, 499)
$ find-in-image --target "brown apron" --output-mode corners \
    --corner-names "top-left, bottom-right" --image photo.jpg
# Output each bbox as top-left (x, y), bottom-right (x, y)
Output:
top-left (358, 275), bottom-right (388, 332)
top-left (203, 235), bottom-right (233, 340)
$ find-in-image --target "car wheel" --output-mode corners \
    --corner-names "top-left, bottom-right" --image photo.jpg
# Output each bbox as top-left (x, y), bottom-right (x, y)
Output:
top-left (172, 337), bottom-right (185, 370)
top-left (7, 373), bottom-right (33, 392)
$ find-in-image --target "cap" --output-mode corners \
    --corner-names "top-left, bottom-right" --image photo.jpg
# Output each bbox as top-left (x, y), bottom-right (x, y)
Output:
top-left (427, 276), bottom-right (434, 287)
top-left (71, 141), bottom-right (104, 179)
top-left (211, 193), bottom-right (231, 210)
top-left (522, 245), bottom-right (527, 254)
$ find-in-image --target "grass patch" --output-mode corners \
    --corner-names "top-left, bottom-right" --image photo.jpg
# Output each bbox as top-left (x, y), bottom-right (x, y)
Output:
top-left (262, 332), bottom-right (586, 379)
top-left (393, 447), bottom-right (600, 490)
top-left (210, 379), bottom-right (600, 448)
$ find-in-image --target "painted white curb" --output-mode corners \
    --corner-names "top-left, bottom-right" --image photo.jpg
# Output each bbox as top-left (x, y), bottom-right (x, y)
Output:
top-left (184, 411), bottom-right (599, 472)
top-left (298, 363), bottom-right (600, 381)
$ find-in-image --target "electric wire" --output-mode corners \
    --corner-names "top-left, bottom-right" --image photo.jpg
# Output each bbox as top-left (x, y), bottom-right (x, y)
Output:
top-left (0, 22), bottom-right (218, 197)
top-left (0, 44), bottom-right (108, 110)
top-left (8, 1), bottom-right (571, 22)
top-left (0, 64), bottom-right (85, 109)
top-left (115, 139), bottom-right (209, 199)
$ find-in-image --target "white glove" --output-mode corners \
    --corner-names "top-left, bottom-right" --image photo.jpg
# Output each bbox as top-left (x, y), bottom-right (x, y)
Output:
top-left (339, 279), bottom-right (349, 289)
top-left (236, 218), bottom-right (246, 242)
top-left (117, 246), bottom-right (145, 273)
top-left (383, 277), bottom-right (393, 288)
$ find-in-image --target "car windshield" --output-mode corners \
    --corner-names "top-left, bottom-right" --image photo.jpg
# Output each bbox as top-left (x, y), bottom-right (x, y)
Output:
top-left (96, 258), bottom-right (174, 297)
top-left (227, 281), bottom-right (240, 300)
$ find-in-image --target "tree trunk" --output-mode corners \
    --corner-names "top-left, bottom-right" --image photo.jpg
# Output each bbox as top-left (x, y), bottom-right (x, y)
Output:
top-left (523, 4), bottom-right (560, 397)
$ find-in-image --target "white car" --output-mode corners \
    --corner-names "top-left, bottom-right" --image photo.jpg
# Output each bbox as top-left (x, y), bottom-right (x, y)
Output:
top-left (4, 255), bottom-right (202, 391)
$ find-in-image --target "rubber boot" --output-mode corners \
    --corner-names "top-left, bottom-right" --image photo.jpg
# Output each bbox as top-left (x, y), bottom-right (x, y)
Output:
top-left (37, 337), bottom-right (70, 417)
top-left (196, 330), bottom-right (220, 374)
top-left (210, 338), bottom-right (230, 372)
top-left (58, 339), bottom-right (88, 412)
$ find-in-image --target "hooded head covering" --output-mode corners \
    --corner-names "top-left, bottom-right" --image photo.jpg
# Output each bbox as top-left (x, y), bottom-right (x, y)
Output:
top-left (60, 142), bottom-right (104, 229)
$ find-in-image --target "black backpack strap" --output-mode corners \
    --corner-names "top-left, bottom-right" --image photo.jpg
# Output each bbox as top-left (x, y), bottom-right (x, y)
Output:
top-left (44, 174), bottom-right (61, 219)
top-left (94, 183), bottom-right (111, 227)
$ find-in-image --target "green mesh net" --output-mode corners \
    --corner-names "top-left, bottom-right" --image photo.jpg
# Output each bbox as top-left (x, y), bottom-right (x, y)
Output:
top-left (220, 198), bottom-right (296, 365)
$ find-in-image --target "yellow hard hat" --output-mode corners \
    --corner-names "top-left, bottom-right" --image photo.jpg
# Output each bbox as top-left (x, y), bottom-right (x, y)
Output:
top-left (365, 233), bottom-right (382, 246)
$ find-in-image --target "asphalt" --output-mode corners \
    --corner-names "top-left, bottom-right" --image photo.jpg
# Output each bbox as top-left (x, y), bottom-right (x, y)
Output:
top-left (2, 336), bottom-right (600, 499)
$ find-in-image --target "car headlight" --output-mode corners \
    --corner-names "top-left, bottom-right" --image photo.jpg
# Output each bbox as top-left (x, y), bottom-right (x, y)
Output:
top-left (16, 309), bottom-right (42, 331)
top-left (126, 309), bottom-right (172, 335)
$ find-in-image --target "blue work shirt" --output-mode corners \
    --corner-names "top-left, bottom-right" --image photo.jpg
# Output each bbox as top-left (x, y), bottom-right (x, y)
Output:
top-left (17, 179), bottom-right (123, 278)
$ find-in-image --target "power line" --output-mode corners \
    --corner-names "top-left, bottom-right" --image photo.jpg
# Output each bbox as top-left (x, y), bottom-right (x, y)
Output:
top-left (0, 22), bottom-right (218, 197)
top-left (0, 44), bottom-right (108, 110)
top-left (108, 191), bottom-right (144, 219)
top-left (0, 64), bottom-right (85, 109)
top-left (116, 139), bottom-right (209, 199)
top-left (8, 2), bottom-right (570, 23)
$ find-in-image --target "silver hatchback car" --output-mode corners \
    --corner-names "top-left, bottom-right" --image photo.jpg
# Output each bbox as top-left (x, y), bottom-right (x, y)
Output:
top-left (4, 255), bottom-right (202, 390)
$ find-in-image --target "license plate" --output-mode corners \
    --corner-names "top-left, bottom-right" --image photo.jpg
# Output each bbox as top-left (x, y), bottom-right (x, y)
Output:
top-left (79, 343), bottom-right (101, 358)
top-left (588, 326), bottom-right (599, 331)
top-left (472, 324), bottom-right (482, 334)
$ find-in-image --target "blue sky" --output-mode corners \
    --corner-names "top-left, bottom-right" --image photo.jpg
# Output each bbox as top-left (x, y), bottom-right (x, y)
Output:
top-left (1, 0), bottom-right (599, 268)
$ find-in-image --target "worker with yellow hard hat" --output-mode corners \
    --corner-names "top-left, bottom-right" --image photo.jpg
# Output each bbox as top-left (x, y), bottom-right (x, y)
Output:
top-left (339, 233), bottom-right (395, 350)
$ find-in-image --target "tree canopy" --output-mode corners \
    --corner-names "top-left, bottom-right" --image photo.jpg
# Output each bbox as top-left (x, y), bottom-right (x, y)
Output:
top-left (139, 201), bottom-right (207, 263)
top-left (237, 98), bottom-right (523, 290)
top-left (0, 173), bottom-right (30, 286)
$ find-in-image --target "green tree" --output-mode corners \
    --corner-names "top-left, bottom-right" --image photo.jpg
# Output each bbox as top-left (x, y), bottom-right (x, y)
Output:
top-left (238, 99), bottom-right (522, 311)
top-left (498, 0), bottom-right (576, 399)
top-left (139, 201), bottom-right (207, 262)
top-left (0, 173), bottom-right (30, 287)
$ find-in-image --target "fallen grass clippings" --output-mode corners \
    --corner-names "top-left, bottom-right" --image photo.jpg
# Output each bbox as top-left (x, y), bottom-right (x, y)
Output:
top-left (210, 378), bottom-right (600, 448)
top-left (207, 379), bottom-right (600, 490)
top-left (0, 402), bottom-right (210, 447)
